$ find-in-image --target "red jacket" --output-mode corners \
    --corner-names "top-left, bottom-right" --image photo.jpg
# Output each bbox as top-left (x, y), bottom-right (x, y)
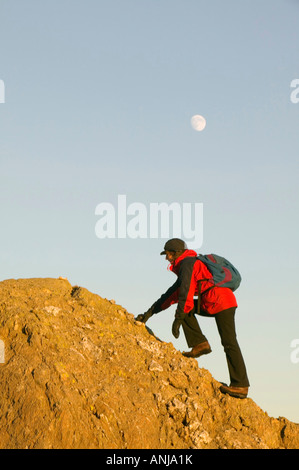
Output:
top-left (153, 250), bottom-right (237, 318)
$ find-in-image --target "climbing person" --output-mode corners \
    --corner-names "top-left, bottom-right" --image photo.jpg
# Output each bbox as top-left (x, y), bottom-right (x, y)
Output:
top-left (135, 238), bottom-right (250, 399)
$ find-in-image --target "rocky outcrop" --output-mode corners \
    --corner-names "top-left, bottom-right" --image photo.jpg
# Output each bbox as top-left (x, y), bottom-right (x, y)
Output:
top-left (0, 277), bottom-right (298, 449)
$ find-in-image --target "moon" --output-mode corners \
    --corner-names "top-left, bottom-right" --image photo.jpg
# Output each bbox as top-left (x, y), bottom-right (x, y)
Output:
top-left (191, 115), bottom-right (206, 132)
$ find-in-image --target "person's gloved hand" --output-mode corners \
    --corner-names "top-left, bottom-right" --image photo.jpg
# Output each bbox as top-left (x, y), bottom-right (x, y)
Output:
top-left (172, 318), bottom-right (182, 339)
top-left (135, 307), bottom-right (154, 324)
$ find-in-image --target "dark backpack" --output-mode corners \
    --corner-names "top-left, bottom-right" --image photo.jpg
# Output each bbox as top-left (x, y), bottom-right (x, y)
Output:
top-left (196, 253), bottom-right (242, 313)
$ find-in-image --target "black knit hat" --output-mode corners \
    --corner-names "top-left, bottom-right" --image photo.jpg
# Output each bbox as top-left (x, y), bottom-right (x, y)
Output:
top-left (160, 238), bottom-right (187, 255)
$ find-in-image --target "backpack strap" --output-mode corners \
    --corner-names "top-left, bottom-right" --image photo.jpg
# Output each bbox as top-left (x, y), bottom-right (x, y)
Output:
top-left (197, 281), bottom-right (201, 314)
top-left (197, 280), bottom-right (214, 314)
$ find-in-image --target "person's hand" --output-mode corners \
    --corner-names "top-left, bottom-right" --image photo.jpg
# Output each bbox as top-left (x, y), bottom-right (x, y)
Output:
top-left (135, 313), bottom-right (146, 322)
top-left (172, 318), bottom-right (182, 339)
top-left (135, 307), bottom-right (154, 324)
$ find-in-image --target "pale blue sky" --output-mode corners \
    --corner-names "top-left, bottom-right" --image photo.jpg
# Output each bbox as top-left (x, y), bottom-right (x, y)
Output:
top-left (1, 0), bottom-right (299, 424)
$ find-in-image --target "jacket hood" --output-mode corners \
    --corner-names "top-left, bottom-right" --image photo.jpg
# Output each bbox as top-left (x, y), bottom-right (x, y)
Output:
top-left (169, 249), bottom-right (197, 274)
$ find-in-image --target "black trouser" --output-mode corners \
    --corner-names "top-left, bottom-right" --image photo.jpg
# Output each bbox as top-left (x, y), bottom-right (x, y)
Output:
top-left (181, 303), bottom-right (250, 388)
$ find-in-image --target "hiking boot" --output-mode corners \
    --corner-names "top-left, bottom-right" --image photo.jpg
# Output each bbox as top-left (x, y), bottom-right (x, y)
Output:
top-left (220, 384), bottom-right (249, 399)
top-left (182, 341), bottom-right (212, 358)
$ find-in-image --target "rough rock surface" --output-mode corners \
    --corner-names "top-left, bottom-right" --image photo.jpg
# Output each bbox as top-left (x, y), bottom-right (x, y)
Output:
top-left (0, 277), bottom-right (298, 449)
